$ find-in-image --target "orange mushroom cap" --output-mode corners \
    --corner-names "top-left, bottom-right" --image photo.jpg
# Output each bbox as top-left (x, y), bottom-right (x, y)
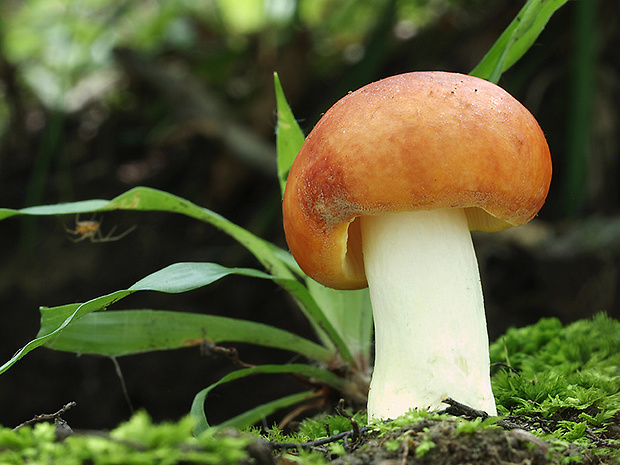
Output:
top-left (283, 72), bottom-right (552, 290)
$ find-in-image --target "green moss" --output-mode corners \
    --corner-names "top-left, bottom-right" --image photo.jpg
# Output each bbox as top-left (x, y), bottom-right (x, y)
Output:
top-left (0, 412), bottom-right (253, 465)
top-left (490, 313), bottom-right (620, 460)
top-left (413, 427), bottom-right (436, 457)
top-left (0, 315), bottom-right (618, 464)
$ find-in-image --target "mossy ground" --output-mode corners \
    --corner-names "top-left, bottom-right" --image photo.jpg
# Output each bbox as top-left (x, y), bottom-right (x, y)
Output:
top-left (0, 314), bottom-right (618, 464)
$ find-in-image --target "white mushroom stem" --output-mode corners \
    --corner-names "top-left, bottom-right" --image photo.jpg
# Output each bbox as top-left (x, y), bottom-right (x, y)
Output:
top-left (360, 208), bottom-right (497, 420)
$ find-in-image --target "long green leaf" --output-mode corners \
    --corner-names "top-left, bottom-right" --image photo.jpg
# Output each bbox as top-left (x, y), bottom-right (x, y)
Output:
top-left (273, 75), bottom-right (373, 372)
top-left (0, 262), bottom-right (304, 375)
top-left (40, 309), bottom-right (333, 363)
top-left (274, 72), bottom-right (305, 197)
top-left (190, 364), bottom-right (354, 432)
top-left (217, 391), bottom-right (318, 431)
top-left (470, 0), bottom-right (570, 83)
top-left (306, 280), bottom-right (373, 367)
top-left (1, 191), bottom-right (354, 371)
top-left (0, 187), bottom-right (295, 279)
top-left (277, 278), bottom-right (355, 367)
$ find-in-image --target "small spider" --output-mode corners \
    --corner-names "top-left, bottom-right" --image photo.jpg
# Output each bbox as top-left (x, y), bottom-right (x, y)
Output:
top-left (64, 214), bottom-right (136, 243)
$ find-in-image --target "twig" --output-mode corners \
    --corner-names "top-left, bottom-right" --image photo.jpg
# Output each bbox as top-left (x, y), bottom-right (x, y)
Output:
top-left (491, 362), bottom-right (521, 375)
top-left (271, 399), bottom-right (369, 452)
top-left (336, 399), bottom-right (362, 451)
top-left (14, 402), bottom-right (77, 431)
top-left (202, 342), bottom-right (255, 369)
top-left (400, 431), bottom-right (415, 465)
top-left (586, 426), bottom-right (620, 449)
top-left (269, 426), bottom-right (372, 451)
top-left (110, 356), bottom-right (134, 414)
top-left (436, 397), bottom-right (490, 419)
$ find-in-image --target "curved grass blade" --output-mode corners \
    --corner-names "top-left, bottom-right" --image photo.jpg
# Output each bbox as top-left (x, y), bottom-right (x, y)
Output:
top-left (273, 75), bottom-right (368, 368)
top-left (217, 391), bottom-right (318, 431)
top-left (274, 72), bottom-right (305, 197)
top-left (306, 280), bottom-right (373, 368)
top-left (470, 0), bottom-right (569, 83)
top-left (127, 262), bottom-right (269, 293)
top-left (190, 364), bottom-right (355, 432)
top-left (131, 263), bottom-right (353, 365)
top-left (0, 262), bottom-right (307, 375)
top-left (0, 187), bottom-right (295, 279)
top-left (40, 309), bottom-right (333, 363)
top-left (0, 191), bottom-right (351, 369)
top-left (277, 278), bottom-right (355, 368)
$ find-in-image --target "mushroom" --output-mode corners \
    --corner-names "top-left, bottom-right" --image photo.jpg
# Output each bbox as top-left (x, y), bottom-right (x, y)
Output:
top-left (282, 72), bottom-right (552, 420)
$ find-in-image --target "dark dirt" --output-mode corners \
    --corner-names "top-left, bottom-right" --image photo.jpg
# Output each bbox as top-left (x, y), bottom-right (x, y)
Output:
top-left (260, 406), bottom-right (620, 465)
top-left (266, 417), bottom-right (617, 465)
top-left (327, 420), bottom-right (588, 465)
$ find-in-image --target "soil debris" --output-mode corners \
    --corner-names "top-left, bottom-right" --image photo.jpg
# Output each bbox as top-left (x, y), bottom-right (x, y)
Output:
top-left (325, 418), bottom-right (607, 465)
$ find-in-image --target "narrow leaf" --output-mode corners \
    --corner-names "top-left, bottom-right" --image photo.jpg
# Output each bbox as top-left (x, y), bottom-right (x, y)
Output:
top-left (277, 278), bottom-right (356, 367)
top-left (128, 262), bottom-right (271, 293)
top-left (40, 309), bottom-right (333, 363)
top-left (274, 72), bottom-right (305, 197)
top-left (0, 187), bottom-right (295, 279)
top-left (306, 280), bottom-right (373, 366)
top-left (190, 364), bottom-right (354, 432)
top-left (0, 262), bottom-right (294, 375)
top-left (218, 391), bottom-right (318, 431)
top-left (470, 0), bottom-right (570, 83)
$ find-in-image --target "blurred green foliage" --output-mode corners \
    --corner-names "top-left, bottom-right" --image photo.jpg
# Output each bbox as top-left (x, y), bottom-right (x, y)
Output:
top-left (0, 314), bottom-right (616, 463)
top-left (0, 0), bottom-right (473, 111)
top-left (0, 0), bottom-right (616, 218)
top-left (0, 411), bottom-right (254, 464)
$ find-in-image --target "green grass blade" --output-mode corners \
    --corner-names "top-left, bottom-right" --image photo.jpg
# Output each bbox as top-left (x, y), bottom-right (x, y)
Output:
top-left (190, 364), bottom-right (354, 432)
top-left (274, 72), bottom-right (305, 197)
top-left (127, 262), bottom-right (270, 293)
top-left (0, 186), bottom-right (295, 279)
top-left (0, 293), bottom-right (128, 375)
top-left (277, 278), bottom-right (356, 368)
top-left (273, 75), bottom-right (356, 361)
top-left (0, 262), bottom-right (306, 375)
top-left (0, 191), bottom-right (351, 369)
top-left (470, 0), bottom-right (570, 83)
top-left (306, 280), bottom-right (373, 368)
top-left (40, 309), bottom-right (334, 363)
top-left (219, 391), bottom-right (318, 430)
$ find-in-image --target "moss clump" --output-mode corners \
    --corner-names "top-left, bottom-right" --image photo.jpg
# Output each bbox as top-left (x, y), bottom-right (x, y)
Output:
top-left (0, 411), bottom-right (255, 465)
top-left (490, 312), bottom-right (620, 461)
top-left (329, 418), bottom-right (578, 465)
top-left (1, 315), bottom-right (618, 464)
top-left (271, 314), bottom-right (620, 464)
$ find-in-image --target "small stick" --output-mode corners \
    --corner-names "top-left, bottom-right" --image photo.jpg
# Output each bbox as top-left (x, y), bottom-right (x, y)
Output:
top-left (272, 399), bottom-right (368, 452)
top-left (336, 399), bottom-right (361, 449)
top-left (270, 426), bottom-right (372, 451)
top-left (437, 397), bottom-right (490, 419)
top-left (14, 402), bottom-right (77, 430)
top-left (491, 362), bottom-right (521, 375)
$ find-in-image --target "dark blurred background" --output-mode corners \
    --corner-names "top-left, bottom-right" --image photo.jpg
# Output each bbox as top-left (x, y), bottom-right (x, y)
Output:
top-left (0, 0), bottom-right (618, 430)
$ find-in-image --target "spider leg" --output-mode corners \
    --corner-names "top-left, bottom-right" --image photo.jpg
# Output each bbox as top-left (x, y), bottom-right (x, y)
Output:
top-left (68, 233), bottom-right (90, 243)
top-left (93, 224), bottom-right (136, 242)
top-left (102, 225), bottom-right (119, 240)
top-left (112, 224), bottom-right (137, 240)
top-left (89, 226), bottom-right (110, 243)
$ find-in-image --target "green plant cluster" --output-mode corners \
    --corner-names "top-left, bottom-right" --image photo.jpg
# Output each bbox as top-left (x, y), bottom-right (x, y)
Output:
top-left (0, 411), bottom-right (252, 465)
top-left (490, 313), bottom-right (620, 458)
top-left (1, 315), bottom-right (617, 464)
top-left (264, 315), bottom-right (620, 462)
top-left (0, 0), bottom-right (571, 434)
